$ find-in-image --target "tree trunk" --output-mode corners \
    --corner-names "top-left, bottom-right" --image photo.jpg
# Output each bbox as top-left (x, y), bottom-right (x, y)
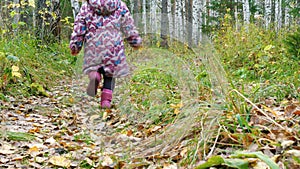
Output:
top-left (13, 0), bottom-right (20, 26)
top-left (243, 0), bottom-right (250, 25)
top-left (275, 0), bottom-right (282, 31)
top-left (142, 0), bottom-right (146, 34)
top-left (161, 0), bottom-right (169, 48)
top-left (35, 0), bottom-right (46, 40)
top-left (284, 1), bottom-right (290, 26)
top-left (181, 0), bottom-right (185, 42)
top-left (186, 0), bottom-right (193, 47)
top-left (265, 0), bottom-right (272, 29)
top-left (171, 0), bottom-right (176, 42)
top-left (70, 0), bottom-right (80, 20)
top-left (235, 0), bottom-right (239, 30)
top-left (49, 0), bottom-right (61, 42)
top-left (133, 0), bottom-right (140, 29)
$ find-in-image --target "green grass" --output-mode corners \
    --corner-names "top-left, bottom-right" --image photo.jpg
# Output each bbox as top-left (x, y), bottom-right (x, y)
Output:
top-left (0, 34), bottom-right (76, 98)
top-left (213, 24), bottom-right (300, 102)
top-left (0, 131), bottom-right (36, 141)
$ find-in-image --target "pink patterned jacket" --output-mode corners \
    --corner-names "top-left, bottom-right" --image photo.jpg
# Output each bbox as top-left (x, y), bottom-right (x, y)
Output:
top-left (69, 0), bottom-right (142, 77)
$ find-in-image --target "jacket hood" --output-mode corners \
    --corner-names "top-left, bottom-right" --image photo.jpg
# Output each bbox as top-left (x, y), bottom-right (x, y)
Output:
top-left (88, 0), bottom-right (121, 15)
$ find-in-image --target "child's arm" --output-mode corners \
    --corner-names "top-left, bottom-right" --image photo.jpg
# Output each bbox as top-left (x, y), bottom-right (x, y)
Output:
top-left (69, 3), bottom-right (88, 55)
top-left (120, 3), bottom-right (142, 49)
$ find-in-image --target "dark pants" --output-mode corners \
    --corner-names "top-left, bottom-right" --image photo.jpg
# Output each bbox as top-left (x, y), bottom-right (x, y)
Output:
top-left (98, 67), bottom-right (115, 91)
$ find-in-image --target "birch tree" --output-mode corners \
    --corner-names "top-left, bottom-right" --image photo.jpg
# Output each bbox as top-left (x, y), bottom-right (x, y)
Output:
top-left (70, 0), bottom-right (80, 19)
top-left (186, 0), bottom-right (193, 46)
top-left (243, 0), bottom-right (250, 25)
top-left (133, 0), bottom-right (140, 29)
top-left (142, 0), bottom-right (146, 34)
top-left (275, 0), bottom-right (282, 31)
top-left (265, 0), bottom-right (272, 29)
top-left (161, 0), bottom-right (169, 48)
top-left (284, 2), bottom-right (291, 27)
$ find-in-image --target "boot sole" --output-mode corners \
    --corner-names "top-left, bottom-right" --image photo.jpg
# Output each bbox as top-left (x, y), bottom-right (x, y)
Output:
top-left (87, 78), bottom-right (99, 97)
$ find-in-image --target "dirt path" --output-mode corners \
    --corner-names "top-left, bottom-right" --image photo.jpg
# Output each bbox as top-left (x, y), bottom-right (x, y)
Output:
top-left (0, 76), bottom-right (157, 168)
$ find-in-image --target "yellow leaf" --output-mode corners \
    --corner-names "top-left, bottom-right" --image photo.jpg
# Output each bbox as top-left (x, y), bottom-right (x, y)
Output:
top-left (12, 71), bottom-right (22, 78)
top-left (174, 108), bottom-right (180, 115)
top-left (28, 0), bottom-right (35, 8)
top-left (49, 156), bottom-right (71, 168)
top-left (12, 65), bottom-right (19, 72)
top-left (264, 45), bottom-right (274, 51)
top-left (170, 102), bottom-right (183, 109)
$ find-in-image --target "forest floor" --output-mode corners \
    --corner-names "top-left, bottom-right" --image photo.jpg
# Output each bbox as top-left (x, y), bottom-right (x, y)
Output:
top-left (1, 48), bottom-right (300, 169)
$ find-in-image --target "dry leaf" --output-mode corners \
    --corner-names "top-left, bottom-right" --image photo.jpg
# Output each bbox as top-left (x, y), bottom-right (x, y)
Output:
top-left (49, 156), bottom-right (71, 168)
top-left (45, 137), bottom-right (57, 145)
top-left (252, 161), bottom-right (269, 169)
top-left (101, 156), bottom-right (114, 167)
top-left (0, 144), bottom-right (15, 155)
top-left (28, 146), bottom-right (40, 157)
top-left (286, 150), bottom-right (300, 157)
top-left (163, 163), bottom-right (177, 169)
top-left (35, 157), bottom-right (47, 163)
top-left (281, 140), bottom-right (294, 149)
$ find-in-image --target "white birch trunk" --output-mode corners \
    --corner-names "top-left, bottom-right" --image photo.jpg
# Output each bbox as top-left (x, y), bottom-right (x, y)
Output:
top-left (175, 0), bottom-right (181, 40)
top-left (171, 0), bottom-right (176, 42)
top-left (142, 0), bottom-right (146, 34)
top-left (193, 0), bottom-right (200, 44)
top-left (243, 0), bottom-right (250, 25)
top-left (235, 0), bottom-right (239, 30)
top-left (168, 0), bottom-right (172, 39)
top-left (284, 3), bottom-right (290, 26)
top-left (275, 0), bottom-right (282, 31)
top-left (264, 0), bottom-right (272, 29)
top-left (197, 0), bottom-right (203, 42)
top-left (181, 0), bottom-right (185, 42)
top-left (70, 0), bottom-right (80, 19)
top-left (150, 0), bottom-right (157, 34)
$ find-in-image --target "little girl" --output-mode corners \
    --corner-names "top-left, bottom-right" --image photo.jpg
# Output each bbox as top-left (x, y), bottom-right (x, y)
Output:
top-left (69, 0), bottom-right (142, 108)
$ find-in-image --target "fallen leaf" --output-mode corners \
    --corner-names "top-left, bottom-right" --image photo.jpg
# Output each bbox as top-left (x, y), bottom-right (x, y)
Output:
top-left (45, 137), bottom-right (57, 146)
top-left (49, 156), bottom-right (71, 168)
top-left (0, 144), bottom-right (15, 155)
top-left (253, 161), bottom-right (269, 169)
top-left (35, 157), bottom-right (47, 163)
top-left (285, 150), bottom-right (300, 157)
top-left (163, 163), bottom-right (178, 169)
top-left (293, 109), bottom-right (300, 115)
top-left (101, 155), bottom-right (114, 167)
top-left (281, 140), bottom-right (294, 149)
top-left (28, 146), bottom-right (40, 157)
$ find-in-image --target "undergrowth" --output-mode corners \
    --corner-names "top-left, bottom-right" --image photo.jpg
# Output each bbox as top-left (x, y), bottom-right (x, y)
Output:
top-left (213, 24), bottom-right (300, 102)
top-left (0, 34), bottom-right (76, 98)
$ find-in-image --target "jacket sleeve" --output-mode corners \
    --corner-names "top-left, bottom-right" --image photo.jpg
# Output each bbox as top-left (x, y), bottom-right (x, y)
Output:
top-left (69, 3), bottom-right (88, 53)
top-left (120, 3), bottom-right (142, 47)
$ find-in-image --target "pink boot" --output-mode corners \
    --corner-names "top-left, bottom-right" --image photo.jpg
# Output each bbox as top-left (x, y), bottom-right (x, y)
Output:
top-left (86, 71), bottom-right (101, 97)
top-left (101, 89), bottom-right (113, 108)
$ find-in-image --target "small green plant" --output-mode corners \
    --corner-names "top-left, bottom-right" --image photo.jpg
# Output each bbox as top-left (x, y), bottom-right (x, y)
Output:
top-left (0, 34), bottom-right (75, 98)
top-left (284, 27), bottom-right (300, 61)
top-left (74, 132), bottom-right (94, 145)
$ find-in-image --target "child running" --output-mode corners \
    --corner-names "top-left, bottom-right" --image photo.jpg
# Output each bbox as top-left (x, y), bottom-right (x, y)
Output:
top-left (69, 0), bottom-right (142, 108)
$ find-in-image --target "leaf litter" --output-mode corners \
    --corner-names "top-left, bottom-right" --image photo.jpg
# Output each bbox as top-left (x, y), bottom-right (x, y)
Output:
top-left (0, 50), bottom-right (300, 168)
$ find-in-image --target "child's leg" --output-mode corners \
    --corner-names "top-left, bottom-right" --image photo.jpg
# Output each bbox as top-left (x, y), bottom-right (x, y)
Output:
top-left (86, 71), bottom-right (101, 97)
top-left (102, 76), bottom-right (116, 91)
top-left (98, 67), bottom-right (115, 108)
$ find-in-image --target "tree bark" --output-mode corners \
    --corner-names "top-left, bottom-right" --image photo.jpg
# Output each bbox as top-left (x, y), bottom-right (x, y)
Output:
top-left (265, 0), bottom-right (272, 29)
top-left (186, 0), bottom-right (193, 47)
top-left (161, 0), bottom-right (169, 48)
top-left (70, 0), bottom-right (80, 20)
